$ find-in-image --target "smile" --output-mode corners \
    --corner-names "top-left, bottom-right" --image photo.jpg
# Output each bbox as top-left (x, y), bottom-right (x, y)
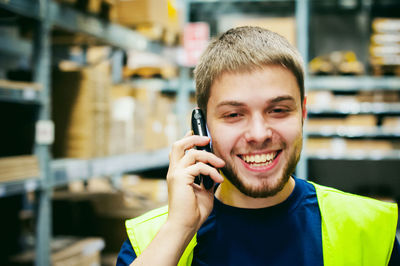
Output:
top-left (239, 151), bottom-right (280, 167)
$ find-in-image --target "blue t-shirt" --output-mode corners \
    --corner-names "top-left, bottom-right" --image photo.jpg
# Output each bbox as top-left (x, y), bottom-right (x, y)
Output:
top-left (117, 178), bottom-right (400, 265)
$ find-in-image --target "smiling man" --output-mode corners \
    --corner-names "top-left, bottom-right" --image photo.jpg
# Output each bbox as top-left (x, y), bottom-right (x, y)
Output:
top-left (117, 26), bottom-right (399, 266)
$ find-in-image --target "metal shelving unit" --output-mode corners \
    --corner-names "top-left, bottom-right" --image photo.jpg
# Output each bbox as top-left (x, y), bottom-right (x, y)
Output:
top-left (0, 0), bottom-right (162, 52)
top-left (0, 1), bottom-right (170, 265)
top-left (1, 0), bottom-right (399, 264)
top-left (307, 127), bottom-right (400, 138)
top-left (0, 179), bottom-right (41, 198)
top-left (308, 76), bottom-right (400, 91)
top-left (307, 151), bottom-right (400, 161)
top-left (308, 103), bottom-right (400, 115)
top-left (0, 80), bottom-right (42, 104)
top-left (51, 148), bottom-right (170, 187)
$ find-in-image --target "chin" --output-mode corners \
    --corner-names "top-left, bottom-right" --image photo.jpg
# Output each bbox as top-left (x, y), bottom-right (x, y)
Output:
top-left (222, 149), bottom-right (300, 198)
top-left (222, 165), bottom-right (291, 198)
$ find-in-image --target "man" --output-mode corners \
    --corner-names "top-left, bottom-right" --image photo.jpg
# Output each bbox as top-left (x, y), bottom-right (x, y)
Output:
top-left (118, 26), bottom-right (399, 265)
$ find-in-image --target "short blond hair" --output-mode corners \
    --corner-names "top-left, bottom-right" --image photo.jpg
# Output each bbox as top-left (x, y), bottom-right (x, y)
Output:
top-left (194, 26), bottom-right (304, 114)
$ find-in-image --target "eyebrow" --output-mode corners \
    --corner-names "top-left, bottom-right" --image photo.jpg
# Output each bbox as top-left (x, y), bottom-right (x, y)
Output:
top-left (269, 95), bottom-right (296, 104)
top-left (216, 95), bottom-right (296, 109)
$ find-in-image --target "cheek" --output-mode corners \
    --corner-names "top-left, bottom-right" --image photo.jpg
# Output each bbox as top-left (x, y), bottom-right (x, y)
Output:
top-left (209, 124), bottom-right (240, 155)
top-left (273, 118), bottom-right (303, 143)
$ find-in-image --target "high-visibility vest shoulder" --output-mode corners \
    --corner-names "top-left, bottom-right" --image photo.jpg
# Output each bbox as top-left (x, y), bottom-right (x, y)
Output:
top-left (311, 182), bottom-right (398, 265)
top-left (125, 182), bottom-right (398, 266)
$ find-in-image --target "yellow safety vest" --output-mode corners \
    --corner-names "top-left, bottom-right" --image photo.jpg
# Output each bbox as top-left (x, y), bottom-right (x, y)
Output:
top-left (126, 182), bottom-right (398, 265)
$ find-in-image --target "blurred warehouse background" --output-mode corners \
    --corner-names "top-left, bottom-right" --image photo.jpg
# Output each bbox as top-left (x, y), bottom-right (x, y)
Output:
top-left (0, 0), bottom-right (399, 265)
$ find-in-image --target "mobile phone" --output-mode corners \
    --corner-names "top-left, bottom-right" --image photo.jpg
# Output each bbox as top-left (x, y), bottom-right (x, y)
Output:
top-left (191, 108), bottom-right (214, 190)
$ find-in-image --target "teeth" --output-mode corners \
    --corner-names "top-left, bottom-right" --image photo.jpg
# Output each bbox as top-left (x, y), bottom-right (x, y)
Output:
top-left (242, 152), bottom-right (276, 164)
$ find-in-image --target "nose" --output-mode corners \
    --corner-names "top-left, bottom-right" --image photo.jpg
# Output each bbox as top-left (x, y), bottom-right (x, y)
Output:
top-left (244, 114), bottom-right (272, 143)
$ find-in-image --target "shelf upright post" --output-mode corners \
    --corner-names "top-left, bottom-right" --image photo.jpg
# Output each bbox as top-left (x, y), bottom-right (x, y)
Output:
top-left (295, 0), bottom-right (310, 180)
top-left (177, 0), bottom-right (192, 136)
top-left (32, 0), bottom-right (53, 265)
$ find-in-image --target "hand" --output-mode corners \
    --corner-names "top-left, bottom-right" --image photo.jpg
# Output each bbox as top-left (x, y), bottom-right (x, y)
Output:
top-left (166, 131), bottom-right (225, 233)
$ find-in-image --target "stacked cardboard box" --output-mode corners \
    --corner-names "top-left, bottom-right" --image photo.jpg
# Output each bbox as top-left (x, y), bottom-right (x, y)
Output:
top-left (53, 53), bottom-right (111, 159)
top-left (0, 155), bottom-right (40, 183)
top-left (133, 87), bottom-right (178, 151)
top-left (113, 0), bottom-right (181, 45)
top-left (306, 138), bottom-right (394, 157)
top-left (108, 84), bottom-right (137, 155)
top-left (370, 18), bottom-right (400, 75)
top-left (109, 83), bottom-right (181, 154)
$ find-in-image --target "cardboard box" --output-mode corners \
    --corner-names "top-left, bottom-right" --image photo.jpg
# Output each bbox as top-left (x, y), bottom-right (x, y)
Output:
top-left (115, 0), bottom-right (168, 27)
top-left (52, 59), bottom-right (111, 158)
top-left (372, 18), bottom-right (400, 33)
top-left (383, 116), bottom-right (400, 127)
top-left (0, 155), bottom-right (40, 183)
top-left (345, 114), bottom-right (377, 127)
top-left (306, 118), bottom-right (346, 132)
top-left (132, 87), bottom-right (178, 151)
top-left (109, 84), bottom-right (137, 155)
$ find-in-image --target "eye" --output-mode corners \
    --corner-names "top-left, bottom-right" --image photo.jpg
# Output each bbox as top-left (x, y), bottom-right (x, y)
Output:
top-left (268, 107), bottom-right (292, 117)
top-left (226, 113), bottom-right (240, 118)
top-left (222, 112), bottom-right (243, 122)
top-left (271, 108), bottom-right (288, 113)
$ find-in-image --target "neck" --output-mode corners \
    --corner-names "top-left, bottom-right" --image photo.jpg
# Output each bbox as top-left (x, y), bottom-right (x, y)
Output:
top-left (215, 176), bottom-right (295, 209)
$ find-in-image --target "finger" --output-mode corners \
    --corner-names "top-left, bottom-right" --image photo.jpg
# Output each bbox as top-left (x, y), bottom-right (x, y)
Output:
top-left (170, 135), bottom-right (211, 162)
top-left (186, 162), bottom-right (224, 184)
top-left (180, 149), bottom-right (225, 169)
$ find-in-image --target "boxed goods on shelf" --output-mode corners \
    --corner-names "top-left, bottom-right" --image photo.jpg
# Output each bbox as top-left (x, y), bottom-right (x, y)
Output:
top-left (114, 0), bottom-right (181, 44)
top-left (109, 84), bottom-right (136, 155)
top-left (356, 90), bottom-right (400, 103)
top-left (53, 175), bottom-right (167, 252)
top-left (345, 114), bottom-right (377, 128)
top-left (370, 18), bottom-right (400, 75)
top-left (124, 50), bottom-right (178, 79)
top-left (55, 0), bottom-right (115, 20)
top-left (309, 51), bottom-right (364, 76)
top-left (306, 138), bottom-right (395, 158)
top-left (114, 0), bottom-right (168, 26)
top-left (11, 237), bottom-right (104, 266)
top-left (52, 54), bottom-right (111, 159)
top-left (382, 116), bottom-right (400, 129)
top-left (133, 86), bottom-right (178, 151)
top-left (306, 118), bottom-right (346, 134)
top-left (0, 155), bottom-right (40, 183)
top-left (110, 83), bottom-right (179, 153)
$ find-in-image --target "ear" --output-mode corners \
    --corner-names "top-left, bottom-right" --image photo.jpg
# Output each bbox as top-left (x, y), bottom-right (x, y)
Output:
top-left (302, 96), bottom-right (307, 120)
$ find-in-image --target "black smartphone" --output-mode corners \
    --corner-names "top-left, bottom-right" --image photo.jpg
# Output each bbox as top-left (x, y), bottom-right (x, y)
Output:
top-left (191, 108), bottom-right (214, 190)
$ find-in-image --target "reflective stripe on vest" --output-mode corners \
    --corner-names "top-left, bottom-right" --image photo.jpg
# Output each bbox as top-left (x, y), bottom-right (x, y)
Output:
top-left (126, 182), bottom-right (398, 265)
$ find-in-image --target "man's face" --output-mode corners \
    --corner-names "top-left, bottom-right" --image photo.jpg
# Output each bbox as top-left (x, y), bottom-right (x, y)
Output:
top-left (206, 65), bottom-right (306, 198)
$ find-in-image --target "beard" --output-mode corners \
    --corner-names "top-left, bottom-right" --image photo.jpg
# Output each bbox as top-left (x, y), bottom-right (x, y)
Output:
top-left (220, 138), bottom-right (303, 198)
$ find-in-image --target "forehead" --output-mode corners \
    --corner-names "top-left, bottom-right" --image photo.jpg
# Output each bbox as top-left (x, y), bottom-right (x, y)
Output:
top-left (207, 65), bottom-right (301, 109)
